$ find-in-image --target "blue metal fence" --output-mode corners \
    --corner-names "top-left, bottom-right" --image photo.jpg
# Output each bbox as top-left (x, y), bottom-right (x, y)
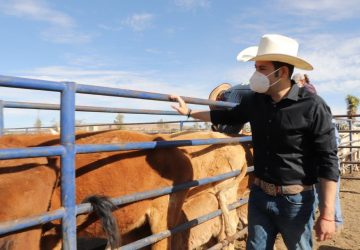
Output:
top-left (0, 74), bottom-right (252, 249)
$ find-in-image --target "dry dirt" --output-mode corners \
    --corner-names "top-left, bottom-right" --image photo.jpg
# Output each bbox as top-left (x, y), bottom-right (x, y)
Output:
top-left (235, 171), bottom-right (360, 250)
top-left (313, 171), bottom-right (360, 250)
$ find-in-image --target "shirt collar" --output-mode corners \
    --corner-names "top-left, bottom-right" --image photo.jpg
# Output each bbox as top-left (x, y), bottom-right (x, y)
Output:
top-left (284, 80), bottom-right (300, 101)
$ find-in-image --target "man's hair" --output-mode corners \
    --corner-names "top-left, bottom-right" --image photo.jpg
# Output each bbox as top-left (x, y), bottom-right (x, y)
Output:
top-left (272, 61), bottom-right (294, 79)
top-left (304, 74), bottom-right (310, 84)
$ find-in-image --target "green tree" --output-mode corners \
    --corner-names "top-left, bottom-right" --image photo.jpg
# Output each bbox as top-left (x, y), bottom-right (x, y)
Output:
top-left (346, 95), bottom-right (360, 120)
top-left (157, 119), bottom-right (165, 130)
top-left (34, 116), bottom-right (42, 129)
top-left (51, 119), bottom-right (60, 132)
top-left (114, 113), bottom-right (124, 129)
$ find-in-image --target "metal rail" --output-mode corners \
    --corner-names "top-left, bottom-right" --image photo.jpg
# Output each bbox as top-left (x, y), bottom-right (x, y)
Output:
top-left (0, 74), bottom-right (252, 249)
top-left (0, 168), bottom-right (253, 235)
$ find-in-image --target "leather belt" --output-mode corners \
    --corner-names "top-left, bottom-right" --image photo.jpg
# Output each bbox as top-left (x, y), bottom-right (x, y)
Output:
top-left (254, 178), bottom-right (313, 196)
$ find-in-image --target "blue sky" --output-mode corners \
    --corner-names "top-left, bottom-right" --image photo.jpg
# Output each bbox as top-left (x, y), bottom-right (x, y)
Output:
top-left (0, 0), bottom-right (359, 128)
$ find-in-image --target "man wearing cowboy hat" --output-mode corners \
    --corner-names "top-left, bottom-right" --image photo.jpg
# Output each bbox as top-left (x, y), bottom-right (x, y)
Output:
top-left (171, 34), bottom-right (339, 249)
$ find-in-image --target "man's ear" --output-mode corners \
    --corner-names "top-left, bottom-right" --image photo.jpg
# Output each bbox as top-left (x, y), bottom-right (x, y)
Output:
top-left (276, 67), bottom-right (288, 78)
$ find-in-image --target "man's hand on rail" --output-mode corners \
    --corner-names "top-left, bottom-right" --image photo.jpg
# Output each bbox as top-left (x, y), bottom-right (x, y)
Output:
top-left (170, 95), bottom-right (212, 122)
top-left (170, 95), bottom-right (189, 116)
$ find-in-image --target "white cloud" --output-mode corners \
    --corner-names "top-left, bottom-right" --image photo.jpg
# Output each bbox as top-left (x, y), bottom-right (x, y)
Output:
top-left (300, 34), bottom-right (360, 92)
top-left (41, 28), bottom-right (92, 44)
top-left (9, 66), bottom-right (202, 105)
top-left (63, 53), bottom-right (110, 68)
top-left (0, 66), bottom-right (198, 127)
top-left (174, 0), bottom-right (210, 10)
top-left (0, 0), bottom-right (73, 27)
top-left (97, 23), bottom-right (122, 32)
top-left (123, 13), bottom-right (155, 32)
top-left (276, 0), bottom-right (360, 20)
top-left (0, 0), bottom-right (91, 44)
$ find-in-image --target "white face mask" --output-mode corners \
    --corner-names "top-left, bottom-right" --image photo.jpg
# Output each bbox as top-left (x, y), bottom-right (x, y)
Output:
top-left (249, 68), bottom-right (281, 93)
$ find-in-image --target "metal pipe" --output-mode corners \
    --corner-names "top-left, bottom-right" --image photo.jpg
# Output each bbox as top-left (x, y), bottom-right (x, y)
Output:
top-left (349, 121), bottom-right (353, 174)
top-left (121, 198), bottom-right (249, 250)
top-left (0, 146), bottom-right (65, 160)
top-left (60, 82), bottom-right (77, 250)
top-left (3, 120), bottom-right (205, 132)
top-left (339, 139), bottom-right (360, 146)
top-left (0, 75), bottom-right (66, 92)
top-left (76, 83), bottom-right (237, 108)
top-left (0, 100), bottom-right (3, 136)
top-left (0, 168), bottom-right (254, 235)
top-left (333, 114), bottom-right (360, 118)
top-left (77, 169), bottom-right (244, 215)
top-left (338, 130), bottom-right (360, 133)
top-left (3, 101), bottom-right (179, 115)
top-left (207, 227), bottom-right (248, 250)
top-left (341, 161), bottom-right (360, 164)
top-left (0, 208), bottom-right (65, 235)
top-left (75, 136), bottom-right (252, 154)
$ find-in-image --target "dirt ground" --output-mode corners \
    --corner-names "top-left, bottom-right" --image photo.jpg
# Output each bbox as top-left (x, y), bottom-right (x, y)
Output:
top-left (312, 171), bottom-right (360, 250)
top-left (235, 171), bottom-right (360, 250)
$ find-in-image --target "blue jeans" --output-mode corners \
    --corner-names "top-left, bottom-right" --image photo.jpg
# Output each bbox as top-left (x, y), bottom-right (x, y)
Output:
top-left (247, 185), bottom-right (316, 250)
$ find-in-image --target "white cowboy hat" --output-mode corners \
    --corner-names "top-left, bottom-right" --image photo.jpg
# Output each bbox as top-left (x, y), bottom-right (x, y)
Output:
top-left (208, 83), bottom-right (232, 110)
top-left (236, 34), bottom-right (313, 70)
top-left (236, 46), bottom-right (258, 62)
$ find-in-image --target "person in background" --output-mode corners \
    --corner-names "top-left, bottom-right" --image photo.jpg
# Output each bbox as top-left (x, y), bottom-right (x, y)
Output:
top-left (292, 73), bottom-right (344, 232)
top-left (171, 34), bottom-right (339, 249)
top-left (292, 73), bottom-right (317, 93)
top-left (208, 83), bottom-right (251, 134)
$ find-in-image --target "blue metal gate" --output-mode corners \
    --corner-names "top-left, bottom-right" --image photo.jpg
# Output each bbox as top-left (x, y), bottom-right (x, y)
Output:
top-left (0, 75), bottom-right (251, 249)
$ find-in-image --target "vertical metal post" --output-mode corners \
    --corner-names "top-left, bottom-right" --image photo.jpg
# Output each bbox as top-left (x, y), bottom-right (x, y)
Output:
top-left (180, 121), bottom-right (184, 131)
top-left (0, 100), bottom-right (4, 136)
top-left (60, 82), bottom-right (77, 250)
top-left (349, 120), bottom-right (353, 173)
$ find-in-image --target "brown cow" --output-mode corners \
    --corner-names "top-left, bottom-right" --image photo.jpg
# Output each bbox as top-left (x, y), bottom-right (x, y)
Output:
top-left (0, 137), bottom-right (58, 250)
top-left (168, 131), bottom-right (249, 250)
top-left (40, 130), bottom-right (193, 250)
top-left (0, 131), bottom-right (192, 250)
top-left (0, 130), bottom-right (253, 249)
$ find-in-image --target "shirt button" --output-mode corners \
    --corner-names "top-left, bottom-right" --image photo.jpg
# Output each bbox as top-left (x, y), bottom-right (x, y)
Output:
top-left (266, 135), bottom-right (270, 140)
top-left (268, 119), bottom-right (272, 123)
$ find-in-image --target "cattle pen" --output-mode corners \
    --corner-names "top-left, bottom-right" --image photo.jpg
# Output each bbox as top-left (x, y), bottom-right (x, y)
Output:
top-left (0, 75), bottom-right (253, 250)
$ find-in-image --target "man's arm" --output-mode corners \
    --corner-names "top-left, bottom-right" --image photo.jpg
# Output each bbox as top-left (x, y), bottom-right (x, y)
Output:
top-left (170, 94), bottom-right (250, 125)
top-left (311, 99), bottom-right (339, 241)
top-left (315, 178), bottom-right (337, 241)
top-left (187, 110), bottom-right (211, 121)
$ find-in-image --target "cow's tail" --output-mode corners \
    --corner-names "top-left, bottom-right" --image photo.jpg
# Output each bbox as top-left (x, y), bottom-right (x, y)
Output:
top-left (82, 195), bottom-right (121, 249)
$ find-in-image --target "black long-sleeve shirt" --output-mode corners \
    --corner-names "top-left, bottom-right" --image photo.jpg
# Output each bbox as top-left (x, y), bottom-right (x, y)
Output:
top-left (211, 83), bottom-right (339, 185)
